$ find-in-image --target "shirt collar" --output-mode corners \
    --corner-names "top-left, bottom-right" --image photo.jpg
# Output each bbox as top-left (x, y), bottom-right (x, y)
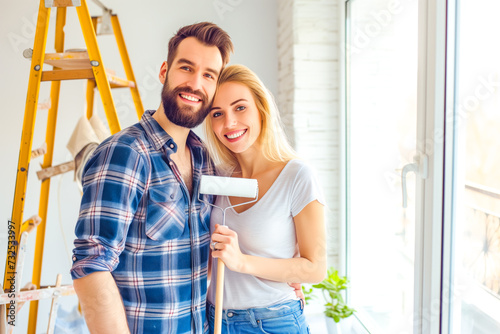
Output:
top-left (140, 109), bottom-right (205, 154)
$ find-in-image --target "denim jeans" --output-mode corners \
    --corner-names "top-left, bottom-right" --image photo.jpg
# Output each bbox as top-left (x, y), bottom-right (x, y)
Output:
top-left (207, 299), bottom-right (310, 334)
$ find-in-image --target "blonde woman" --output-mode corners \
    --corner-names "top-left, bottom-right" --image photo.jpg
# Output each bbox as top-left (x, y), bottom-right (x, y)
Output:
top-left (204, 64), bottom-right (326, 333)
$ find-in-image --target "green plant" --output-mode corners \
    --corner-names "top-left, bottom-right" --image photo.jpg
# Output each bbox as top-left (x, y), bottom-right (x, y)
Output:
top-left (301, 284), bottom-right (314, 305)
top-left (303, 267), bottom-right (355, 323)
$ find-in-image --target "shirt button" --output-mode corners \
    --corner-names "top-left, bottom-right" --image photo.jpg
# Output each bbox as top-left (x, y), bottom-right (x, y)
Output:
top-left (227, 312), bottom-right (234, 318)
top-left (170, 144), bottom-right (175, 149)
top-left (72, 256), bottom-right (76, 261)
top-left (170, 194), bottom-right (174, 199)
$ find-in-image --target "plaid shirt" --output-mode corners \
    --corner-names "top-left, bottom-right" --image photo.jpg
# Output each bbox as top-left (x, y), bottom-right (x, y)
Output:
top-left (71, 110), bottom-right (214, 334)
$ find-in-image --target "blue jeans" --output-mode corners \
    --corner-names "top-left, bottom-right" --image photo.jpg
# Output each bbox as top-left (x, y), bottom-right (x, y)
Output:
top-left (207, 299), bottom-right (310, 334)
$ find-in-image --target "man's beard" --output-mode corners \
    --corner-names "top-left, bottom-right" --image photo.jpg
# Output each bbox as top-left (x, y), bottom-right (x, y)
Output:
top-left (161, 80), bottom-right (212, 129)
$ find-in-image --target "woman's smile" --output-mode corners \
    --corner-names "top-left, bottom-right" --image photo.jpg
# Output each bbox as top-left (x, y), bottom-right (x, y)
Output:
top-left (225, 129), bottom-right (247, 141)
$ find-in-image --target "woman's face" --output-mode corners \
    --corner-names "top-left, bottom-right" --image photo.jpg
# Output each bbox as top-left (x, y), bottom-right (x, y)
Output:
top-left (210, 82), bottom-right (262, 155)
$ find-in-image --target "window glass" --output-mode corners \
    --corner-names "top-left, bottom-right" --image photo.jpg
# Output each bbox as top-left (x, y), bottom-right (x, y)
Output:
top-left (450, 0), bottom-right (500, 332)
top-left (346, 0), bottom-right (418, 331)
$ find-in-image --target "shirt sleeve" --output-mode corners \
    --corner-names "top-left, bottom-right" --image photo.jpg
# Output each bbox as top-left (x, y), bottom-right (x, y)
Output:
top-left (70, 141), bottom-right (148, 279)
top-left (290, 162), bottom-right (326, 217)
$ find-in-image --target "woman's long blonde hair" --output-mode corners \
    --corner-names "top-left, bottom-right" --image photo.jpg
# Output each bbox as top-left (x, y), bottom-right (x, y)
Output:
top-left (203, 64), bottom-right (297, 170)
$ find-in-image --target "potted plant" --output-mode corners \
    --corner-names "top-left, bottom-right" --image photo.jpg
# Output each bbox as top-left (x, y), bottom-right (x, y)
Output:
top-left (303, 267), bottom-right (355, 333)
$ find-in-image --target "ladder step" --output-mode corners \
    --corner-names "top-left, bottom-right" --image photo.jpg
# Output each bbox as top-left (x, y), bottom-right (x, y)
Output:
top-left (44, 51), bottom-right (91, 70)
top-left (0, 285), bottom-right (75, 304)
top-left (42, 69), bottom-right (94, 81)
top-left (45, 0), bottom-right (81, 8)
top-left (108, 73), bottom-right (136, 88)
top-left (21, 215), bottom-right (42, 235)
top-left (41, 52), bottom-right (136, 88)
top-left (31, 142), bottom-right (47, 159)
top-left (41, 69), bottom-right (135, 88)
top-left (36, 161), bottom-right (75, 181)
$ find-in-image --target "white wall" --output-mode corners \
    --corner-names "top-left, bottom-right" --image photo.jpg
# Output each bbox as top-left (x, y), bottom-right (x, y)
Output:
top-left (277, 0), bottom-right (342, 268)
top-left (0, 0), bottom-right (278, 331)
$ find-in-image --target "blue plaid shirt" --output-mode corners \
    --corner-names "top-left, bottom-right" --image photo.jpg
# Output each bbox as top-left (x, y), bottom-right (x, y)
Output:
top-left (71, 110), bottom-right (214, 334)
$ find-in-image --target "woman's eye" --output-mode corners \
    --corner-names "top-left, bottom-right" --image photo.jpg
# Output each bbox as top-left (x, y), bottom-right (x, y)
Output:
top-left (212, 112), bottom-right (222, 118)
top-left (236, 106), bottom-right (246, 111)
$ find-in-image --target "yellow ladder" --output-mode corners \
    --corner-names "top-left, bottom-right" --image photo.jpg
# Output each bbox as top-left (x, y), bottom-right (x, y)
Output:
top-left (2, 0), bottom-right (143, 332)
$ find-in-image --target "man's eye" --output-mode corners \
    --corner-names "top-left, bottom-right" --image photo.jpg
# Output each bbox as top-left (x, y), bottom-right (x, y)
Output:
top-left (181, 66), bottom-right (191, 71)
top-left (205, 73), bottom-right (214, 79)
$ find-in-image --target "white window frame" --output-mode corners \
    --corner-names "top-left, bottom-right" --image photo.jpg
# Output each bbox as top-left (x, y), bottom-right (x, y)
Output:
top-left (345, 0), bottom-right (500, 332)
top-left (343, 0), bottom-right (455, 332)
top-left (414, 0), bottom-right (449, 333)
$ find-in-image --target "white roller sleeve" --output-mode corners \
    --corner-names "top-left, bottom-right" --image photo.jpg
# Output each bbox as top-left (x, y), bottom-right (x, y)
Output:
top-left (199, 175), bottom-right (258, 198)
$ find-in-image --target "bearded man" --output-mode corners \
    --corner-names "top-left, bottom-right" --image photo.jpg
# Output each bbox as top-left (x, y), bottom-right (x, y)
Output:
top-left (71, 22), bottom-right (233, 334)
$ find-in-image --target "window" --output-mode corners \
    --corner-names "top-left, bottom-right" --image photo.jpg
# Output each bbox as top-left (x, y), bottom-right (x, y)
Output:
top-left (346, 0), bottom-right (418, 332)
top-left (346, 0), bottom-right (500, 333)
top-left (446, 0), bottom-right (500, 331)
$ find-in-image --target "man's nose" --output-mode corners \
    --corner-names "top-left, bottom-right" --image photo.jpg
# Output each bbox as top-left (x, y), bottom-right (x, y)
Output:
top-left (186, 73), bottom-right (203, 92)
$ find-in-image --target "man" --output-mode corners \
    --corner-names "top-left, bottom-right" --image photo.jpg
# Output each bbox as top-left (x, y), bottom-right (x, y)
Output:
top-left (71, 22), bottom-right (233, 334)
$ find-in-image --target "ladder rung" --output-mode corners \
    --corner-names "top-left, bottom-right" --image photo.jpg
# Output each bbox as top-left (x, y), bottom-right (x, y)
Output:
top-left (21, 215), bottom-right (42, 235)
top-left (31, 142), bottom-right (47, 159)
top-left (0, 286), bottom-right (75, 304)
top-left (42, 69), bottom-right (94, 81)
top-left (108, 74), bottom-right (136, 88)
top-left (36, 161), bottom-right (75, 181)
top-left (45, 0), bottom-right (81, 8)
top-left (41, 66), bottom-right (135, 88)
top-left (44, 51), bottom-right (91, 70)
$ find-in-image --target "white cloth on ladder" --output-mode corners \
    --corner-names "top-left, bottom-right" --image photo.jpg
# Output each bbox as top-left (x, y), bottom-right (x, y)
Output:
top-left (66, 115), bottom-right (110, 192)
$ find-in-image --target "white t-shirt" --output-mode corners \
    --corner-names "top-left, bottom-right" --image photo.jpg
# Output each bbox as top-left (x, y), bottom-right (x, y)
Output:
top-left (207, 159), bottom-right (325, 309)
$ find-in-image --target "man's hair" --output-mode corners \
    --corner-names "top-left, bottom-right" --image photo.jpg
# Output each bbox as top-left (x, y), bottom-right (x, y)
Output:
top-left (203, 64), bottom-right (298, 170)
top-left (167, 22), bottom-right (233, 68)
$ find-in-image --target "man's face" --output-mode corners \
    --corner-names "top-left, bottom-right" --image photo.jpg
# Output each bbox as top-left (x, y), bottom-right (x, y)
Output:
top-left (161, 37), bottom-right (223, 128)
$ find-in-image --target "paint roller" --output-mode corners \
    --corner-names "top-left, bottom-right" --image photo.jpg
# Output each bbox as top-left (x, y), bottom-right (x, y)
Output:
top-left (198, 175), bottom-right (259, 334)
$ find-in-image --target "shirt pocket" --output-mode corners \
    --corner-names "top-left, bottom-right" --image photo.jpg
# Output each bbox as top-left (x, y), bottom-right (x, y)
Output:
top-left (145, 183), bottom-right (186, 241)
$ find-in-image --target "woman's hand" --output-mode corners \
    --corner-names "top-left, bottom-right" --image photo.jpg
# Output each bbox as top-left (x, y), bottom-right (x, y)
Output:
top-left (211, 224), bottom-right (246, 273)
top-left (288, 282), bottom-right (305, 303)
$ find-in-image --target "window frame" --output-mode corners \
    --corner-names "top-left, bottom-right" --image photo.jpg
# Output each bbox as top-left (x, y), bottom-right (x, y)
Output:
top-left (343, 0), bottom-right (456, 332)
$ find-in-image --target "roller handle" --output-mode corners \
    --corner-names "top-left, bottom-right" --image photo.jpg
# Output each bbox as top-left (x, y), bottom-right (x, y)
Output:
top-left (214, 259), bottom-right (225, 334)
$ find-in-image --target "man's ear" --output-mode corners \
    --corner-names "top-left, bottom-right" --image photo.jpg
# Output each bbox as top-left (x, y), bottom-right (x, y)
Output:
top-left (159, 61), bottom-right (168, 85)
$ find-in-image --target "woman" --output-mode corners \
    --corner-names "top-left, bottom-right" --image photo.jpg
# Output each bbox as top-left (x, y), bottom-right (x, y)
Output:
top-left (204, 64), bottom-right (326, 333)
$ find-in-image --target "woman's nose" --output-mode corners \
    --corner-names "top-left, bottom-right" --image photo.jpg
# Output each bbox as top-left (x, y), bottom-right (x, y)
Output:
top-left (224, 114), bottom-right (237, 128)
